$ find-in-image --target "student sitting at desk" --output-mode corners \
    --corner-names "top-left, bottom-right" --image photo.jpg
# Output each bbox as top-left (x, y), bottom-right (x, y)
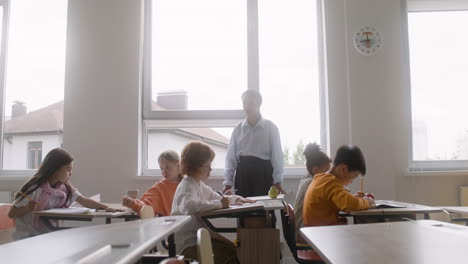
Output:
top-left (293, 143), bottom-right (331, 238)
top-left (303, 145), bottom-right (375, 227)
top-left (171, 141), bottom-right (254, 264)
top-left (122, 150), bottom-right (182, 217)
top-left (8, 148), bottom-right (121, 240)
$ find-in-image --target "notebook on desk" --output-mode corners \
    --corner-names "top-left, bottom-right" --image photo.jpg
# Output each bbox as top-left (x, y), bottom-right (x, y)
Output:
top-left (247, 194), bottom-right (285, 201)
top-left (39, 207), bottom-right (97, 214)
top-left (375, 200), bottom-right (405, 209)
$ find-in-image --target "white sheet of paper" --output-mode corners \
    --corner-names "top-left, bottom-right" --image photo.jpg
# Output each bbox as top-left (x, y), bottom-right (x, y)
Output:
top-left (40, 207), bottom-right (97, 214)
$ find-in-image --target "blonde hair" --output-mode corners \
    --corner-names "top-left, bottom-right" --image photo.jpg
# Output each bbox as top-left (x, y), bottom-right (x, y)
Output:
top-left (158, 150), bottom-right (180, 163)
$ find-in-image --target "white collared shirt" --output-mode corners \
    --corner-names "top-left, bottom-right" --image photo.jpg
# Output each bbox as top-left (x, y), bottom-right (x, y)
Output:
top-left (223, 117), bottom-right (284, 186)
top-left (171, 176), bottom-right (240, 252)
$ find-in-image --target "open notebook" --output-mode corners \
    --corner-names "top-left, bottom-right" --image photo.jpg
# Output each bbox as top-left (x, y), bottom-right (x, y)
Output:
top-left (375, 200), bottom-right (405, 209)
top-left (39, 207), bottom-right (97, 214)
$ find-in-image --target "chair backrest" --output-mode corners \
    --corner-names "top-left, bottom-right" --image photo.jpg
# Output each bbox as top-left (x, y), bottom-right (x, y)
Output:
top-left (281, 204), bottom-right (297, 251)
top-left (197, 228), bottom-right (214, 264)
top-left (282, 204), bottom-right (325, 264)
top-left (139, 205), bottom-right (155, 219)
top-left (0, 204), bottom-right (15, 229)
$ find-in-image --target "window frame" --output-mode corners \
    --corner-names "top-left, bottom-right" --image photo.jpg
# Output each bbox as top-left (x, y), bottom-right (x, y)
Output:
top-left (405, 0), bottom-right (468, 173)
top-left (141, 0), bottom-right (327, 177)
top-left (0, 0), bottom-right (67, 177)
top-left (27, 141), bottom-right (42, 170)
top-left (141, 0), bottom-right (245, 120)
top-left (0, 0), bottom-right (29, 177)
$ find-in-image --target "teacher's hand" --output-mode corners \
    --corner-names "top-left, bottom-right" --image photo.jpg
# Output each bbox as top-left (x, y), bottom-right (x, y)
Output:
top-left (222, 185), bottom-right (233, 195)
top-left (274, 183), bottom-right (285, 194)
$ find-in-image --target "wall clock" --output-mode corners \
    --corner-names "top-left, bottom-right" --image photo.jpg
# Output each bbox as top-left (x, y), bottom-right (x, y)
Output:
top-left (354, 26), bottom-right (382, 56)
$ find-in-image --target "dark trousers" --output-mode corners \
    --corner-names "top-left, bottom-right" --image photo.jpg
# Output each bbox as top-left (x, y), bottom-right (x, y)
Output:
top-left (234, 156), bottom-right (273, 198)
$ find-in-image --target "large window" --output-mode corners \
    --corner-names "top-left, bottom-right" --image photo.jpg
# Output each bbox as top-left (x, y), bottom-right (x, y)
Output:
top-left (0, 0), bottom-right (67, 171)
top-left (143, 0), bottom-right (323, 174)
top-left (408, 2), bottom-right (468, 171)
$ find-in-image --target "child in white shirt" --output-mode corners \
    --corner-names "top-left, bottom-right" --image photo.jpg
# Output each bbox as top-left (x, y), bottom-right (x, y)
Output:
top-left (171, 142), bottom-right (254, 264)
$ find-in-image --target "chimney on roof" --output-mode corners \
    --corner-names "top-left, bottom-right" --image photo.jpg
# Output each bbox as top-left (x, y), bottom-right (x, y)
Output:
top-left (12, 101), bottom-right (27, 119)
top-left (156, 90), bottom-right (188, 110)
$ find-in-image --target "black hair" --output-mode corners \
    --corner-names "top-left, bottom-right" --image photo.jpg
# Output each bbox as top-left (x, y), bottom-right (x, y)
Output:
top-left (14, 148), bottom-right (74, 203)
top-left (303, 143), bottom-right (331, 175)
top-left (333, 145), bottom-right (366, 175)
top-left (241, 89), bottom-right (263, 106)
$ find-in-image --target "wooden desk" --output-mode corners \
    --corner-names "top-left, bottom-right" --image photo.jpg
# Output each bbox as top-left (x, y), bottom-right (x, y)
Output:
top-left (440, 206), bottom-right (468, 225)
top-left (349, 200), bottom-right (443, 221)
top-left (247, 194), bottom-right (285, 201)
top-left (198, 203), bottom-right (265, 232)
top-left (0, 216), bottom-right (191, 264)
top-left (442, 206), bottom-right (468, 214)
top-left (33, 203), bottom-right (139, 230)
top-left (300, 220), bottom-right (468, 264)
top-left (198, 196), bottom-right (287, 231)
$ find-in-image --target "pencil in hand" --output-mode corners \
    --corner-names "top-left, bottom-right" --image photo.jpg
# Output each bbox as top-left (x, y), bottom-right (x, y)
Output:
top-left (360, 176), bottom-right (364, 194)
top-left (18, 191), bottom-right (41, 207)
top-left (216, 191), bottom-right (224, 198)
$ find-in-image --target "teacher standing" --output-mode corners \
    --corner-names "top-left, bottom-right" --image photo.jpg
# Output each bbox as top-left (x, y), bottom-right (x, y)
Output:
top-left (223, 89), bottom-right (284, 197)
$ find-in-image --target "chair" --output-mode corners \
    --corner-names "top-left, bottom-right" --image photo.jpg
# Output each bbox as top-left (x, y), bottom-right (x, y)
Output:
top-left (158, 258), bottom-right (184, 264)
top-left (0, 204), bottom-right (15, 229)
top-left (139, 205), bottom-right (155, 219)
top-left (0, 204), bottom-right (15, 245)
top-left (280, 204), bottom-right (325, 264)
top-left (197, 228), bottom-right (214, 264)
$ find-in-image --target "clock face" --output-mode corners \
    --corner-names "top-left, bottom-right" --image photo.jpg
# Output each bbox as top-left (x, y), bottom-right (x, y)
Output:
top-left (354, 26), bottom-right (382, 56)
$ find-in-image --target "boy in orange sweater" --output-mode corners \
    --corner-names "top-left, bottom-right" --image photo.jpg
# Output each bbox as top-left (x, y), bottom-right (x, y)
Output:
top-left (122, 150), bottom-right (182, 216)
top-left (303, 145), bottom-right (375, 226)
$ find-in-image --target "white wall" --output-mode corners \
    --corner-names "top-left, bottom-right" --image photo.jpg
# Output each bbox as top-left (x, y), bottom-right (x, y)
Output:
top-left (3, 134), bottom-right (62, 169)
top-left (3, 0), bottom-right (468, 206)
top-left (61, 0), bottom-right (144, 201)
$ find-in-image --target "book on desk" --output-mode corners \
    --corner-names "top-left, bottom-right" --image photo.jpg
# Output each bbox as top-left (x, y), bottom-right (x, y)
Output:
top-left (38, 207), bottom-right (97, 214)
top-left (375, 200), bottom-right (405, 209)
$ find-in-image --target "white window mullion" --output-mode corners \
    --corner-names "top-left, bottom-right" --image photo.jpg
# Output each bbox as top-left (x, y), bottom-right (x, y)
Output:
top-left (247, 0), bottom-right (259, 90)
top-left (142, 0), bottom-right (152, 120)
top-left (0, 0), bottom-right (10, 169)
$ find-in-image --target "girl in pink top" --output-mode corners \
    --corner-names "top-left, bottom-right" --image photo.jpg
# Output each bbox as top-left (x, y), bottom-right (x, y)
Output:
top-left (122, 150), bottom-right (182, 217)
top-left (8, 148), bottom-right (121, 240)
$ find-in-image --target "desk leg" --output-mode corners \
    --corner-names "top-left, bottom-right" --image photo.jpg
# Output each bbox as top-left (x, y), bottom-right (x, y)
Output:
top-left (106, 217), bottom-right (111, 224)
top-left (41, 217), bottom-right (60, 231)
top-left (264, 210), bottom-right (277, 228)
top-left (168, 234), bottom-right (176, 257)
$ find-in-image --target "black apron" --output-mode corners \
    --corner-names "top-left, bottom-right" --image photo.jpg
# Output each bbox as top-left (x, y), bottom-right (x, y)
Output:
top-left (234, 155), bottom-right (273, 197)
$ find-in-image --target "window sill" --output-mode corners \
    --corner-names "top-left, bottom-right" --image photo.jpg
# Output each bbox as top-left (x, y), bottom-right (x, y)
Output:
top-left (406, 170), bottom-right (468, 177)
top-left (0, 170), bottom-right (34, 181)
top-left (137, 168), bottom-right (306, 180)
